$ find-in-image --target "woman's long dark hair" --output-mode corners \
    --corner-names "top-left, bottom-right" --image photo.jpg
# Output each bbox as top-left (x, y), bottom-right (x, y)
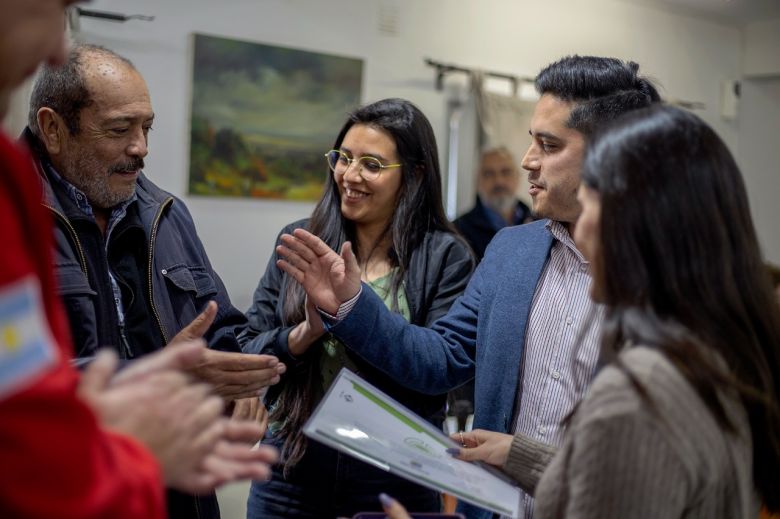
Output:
top-left (582, 104), bottom-right (780, 510)
top-left (272, 98), bottom-right (457, 472)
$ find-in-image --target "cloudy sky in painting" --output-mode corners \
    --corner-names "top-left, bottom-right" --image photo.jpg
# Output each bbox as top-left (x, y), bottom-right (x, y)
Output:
top-left (191, 34), bottom-right (363, 149)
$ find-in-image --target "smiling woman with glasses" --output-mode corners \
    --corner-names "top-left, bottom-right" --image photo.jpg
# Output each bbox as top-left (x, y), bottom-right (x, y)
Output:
top-left (239, 98), bottom-right (475, 518)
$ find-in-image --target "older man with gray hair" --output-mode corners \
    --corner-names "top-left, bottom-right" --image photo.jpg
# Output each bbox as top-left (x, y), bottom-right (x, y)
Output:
top-left (21, 42), bottom-right (284, 519)
top-left (455, 146), bottom-right (533, 262)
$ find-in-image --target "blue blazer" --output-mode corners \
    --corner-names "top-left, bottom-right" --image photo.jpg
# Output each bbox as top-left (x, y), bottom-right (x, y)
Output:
top-left (331, 219), bottom-right (553, 431)
top-left (329, 220), bottom-right (554, 517)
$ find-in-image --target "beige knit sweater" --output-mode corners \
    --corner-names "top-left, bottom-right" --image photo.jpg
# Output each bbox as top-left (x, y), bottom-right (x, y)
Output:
top-left (503, 346), bottom-right (759, 519)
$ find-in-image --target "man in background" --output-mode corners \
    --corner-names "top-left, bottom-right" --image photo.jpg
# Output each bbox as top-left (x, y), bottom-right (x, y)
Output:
top-left (455, 146), bottom-right (533, 262)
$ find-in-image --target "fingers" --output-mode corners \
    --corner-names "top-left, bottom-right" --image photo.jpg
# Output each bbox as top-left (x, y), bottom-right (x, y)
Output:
top-left (279, 234), bottom-right (319, 264)
top-left (215, 385), bottom-right (273, 401)
top-left (291, 228), bottom-right (336, 257)
top-left (77, 349), bottom-right (118, 400)
top-left (223, 419), bottom-right (265, 443)
top-left (214, 438), bottom-right (278, 465)
top-left (453, 431), bottom-right (483, 449)
top-left (252, 444), bottom-right (279, 464)
top-left (254, 400), bottom-right (269, 435)
top-left (230, 398), bottom-right (252, 421)
top-left (193, 352), bottom-right (285, 398)
top-left (340, 241), bottom-right (361, 279)
top-left (446, 430), bottom-right (513, 466)
top-left (172, 439), bottom-right (277, 493)
top-left (112, 340), bottom-right (206, 386)
top-left (193, 356), bottom-right (285, 399)
top-left (451, 443), bottom-right (486, 462)
top-left (229, 398), bottom-right (263, 443)
top-left (202, 350), bottom-right (282, 372)
top-left (171, 301), bottom-right (218, 344)
top-left (379, 493), bottom-right (412, 519)
top-left (276, 258), bottom-right (304, 284)
top-left (202, 446), bottom-right (272, 483)
top-left (189, 417), bottom-right (227, 455)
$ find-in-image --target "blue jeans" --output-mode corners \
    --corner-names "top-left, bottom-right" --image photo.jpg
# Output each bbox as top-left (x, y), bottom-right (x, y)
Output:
top-left (247, 435), bottom-right (440, 518)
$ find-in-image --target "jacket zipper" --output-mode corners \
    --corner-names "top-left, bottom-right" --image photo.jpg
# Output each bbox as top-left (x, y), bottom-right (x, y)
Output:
top-left (148, 197), bottom-right (173, 344)
top-left (44, 204), bottom-right (89, 277)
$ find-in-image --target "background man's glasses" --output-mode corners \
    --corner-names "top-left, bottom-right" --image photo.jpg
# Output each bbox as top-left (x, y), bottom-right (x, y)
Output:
top-left (324, 150), bottom-right (401, 181)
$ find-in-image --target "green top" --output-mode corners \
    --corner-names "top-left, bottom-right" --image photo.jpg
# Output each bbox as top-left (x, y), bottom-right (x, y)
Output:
top-left (268, 271), bottom-right (409, 434)
top-left (320, 271), bottom-right (410, 390)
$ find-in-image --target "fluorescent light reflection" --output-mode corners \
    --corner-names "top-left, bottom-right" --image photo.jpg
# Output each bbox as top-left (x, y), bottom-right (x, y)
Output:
top-left (335, 427), bottom-right (369, 440)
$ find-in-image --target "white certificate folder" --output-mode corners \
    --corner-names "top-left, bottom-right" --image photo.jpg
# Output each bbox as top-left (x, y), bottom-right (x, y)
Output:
top-left (303, 368), bottom-right (521, 517)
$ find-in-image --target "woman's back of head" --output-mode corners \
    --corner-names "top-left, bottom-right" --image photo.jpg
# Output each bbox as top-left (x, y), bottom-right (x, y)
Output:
top-left (581, 104), bottom-right (780, 510)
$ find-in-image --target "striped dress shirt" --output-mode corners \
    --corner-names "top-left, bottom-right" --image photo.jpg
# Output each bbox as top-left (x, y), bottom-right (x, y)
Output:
top-left (509, 220), bottom-right (604, 519)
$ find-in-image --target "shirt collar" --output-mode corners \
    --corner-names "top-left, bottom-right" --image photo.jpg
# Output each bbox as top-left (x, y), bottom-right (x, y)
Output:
top-left (546, 220), bottom-right (589, 265)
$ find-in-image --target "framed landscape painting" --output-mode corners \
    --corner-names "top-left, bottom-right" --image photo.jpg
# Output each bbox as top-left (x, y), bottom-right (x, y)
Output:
top-left (188, 33), bottom-right (363, 200)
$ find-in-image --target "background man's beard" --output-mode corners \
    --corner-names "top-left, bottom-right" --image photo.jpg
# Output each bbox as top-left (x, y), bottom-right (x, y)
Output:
top-left (483, 191), bottom-right (516, 214)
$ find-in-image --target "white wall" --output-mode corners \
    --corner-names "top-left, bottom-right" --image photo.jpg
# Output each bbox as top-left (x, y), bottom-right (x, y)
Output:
top-left (738, 78), bottom-right (780, 265)
top-left (65, 0), bottom-right (747, 311)
top-left (738, 17), bottom-right (780, 265)
top-left (744, 18), bottom-right (780, 77)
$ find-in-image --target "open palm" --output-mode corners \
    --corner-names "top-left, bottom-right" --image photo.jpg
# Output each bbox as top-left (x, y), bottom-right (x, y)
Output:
top-left (276, 228), bottom-right (361, 315)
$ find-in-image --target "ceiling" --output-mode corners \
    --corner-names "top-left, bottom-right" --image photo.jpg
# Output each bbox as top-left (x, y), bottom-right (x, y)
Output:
top-left (623, 0), bottom-right (780, 25)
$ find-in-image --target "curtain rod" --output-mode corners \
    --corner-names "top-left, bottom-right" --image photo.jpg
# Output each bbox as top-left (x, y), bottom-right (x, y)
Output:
top-left (424, 58), bottom-right (534, 94)
top-left (425, 58), bottom-right (707, 110)
top-left (76, 7), bottom-right (155, 22)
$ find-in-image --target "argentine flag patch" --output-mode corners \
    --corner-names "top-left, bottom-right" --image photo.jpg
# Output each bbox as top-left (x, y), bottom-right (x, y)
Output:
top-left (0, 276), bottom-right (57, 399)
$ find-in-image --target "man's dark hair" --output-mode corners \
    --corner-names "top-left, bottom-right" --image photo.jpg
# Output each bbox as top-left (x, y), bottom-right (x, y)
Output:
top-left (28, 43), bottom-right (135, 137)
top-left (535, 55), bottom-right (661, 135)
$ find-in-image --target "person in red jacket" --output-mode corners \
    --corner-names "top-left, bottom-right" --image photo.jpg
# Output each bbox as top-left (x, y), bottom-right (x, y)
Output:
top-left (0, 1), bottom-right (277, 517)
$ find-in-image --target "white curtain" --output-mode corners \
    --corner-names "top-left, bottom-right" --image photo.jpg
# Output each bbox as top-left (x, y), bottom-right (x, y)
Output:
top-left (475, 78), bottom-right (536, 207)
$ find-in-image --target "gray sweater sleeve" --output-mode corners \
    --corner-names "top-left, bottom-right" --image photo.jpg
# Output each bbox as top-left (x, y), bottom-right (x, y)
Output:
top-left (502, 433), bottom-right (558, 495)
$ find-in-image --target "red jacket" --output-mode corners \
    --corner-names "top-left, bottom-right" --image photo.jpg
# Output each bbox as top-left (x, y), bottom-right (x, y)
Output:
top-left (0, 132), bottom-right (164, 518)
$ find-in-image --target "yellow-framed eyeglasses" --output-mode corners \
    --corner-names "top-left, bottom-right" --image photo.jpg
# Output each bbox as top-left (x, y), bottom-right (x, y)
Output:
top-left (324, 149), bottom-right (401, 181)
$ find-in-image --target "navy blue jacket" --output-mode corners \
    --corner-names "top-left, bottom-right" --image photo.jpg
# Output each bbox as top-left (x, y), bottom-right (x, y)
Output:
top-left (327, 220), bottom-right (554, 519)
top-left (454, 196), bottom-right (532, 262)
top-left (26, 128), bottom-right (246, 519)
top-left (29, 135), bottom-right (246, 358)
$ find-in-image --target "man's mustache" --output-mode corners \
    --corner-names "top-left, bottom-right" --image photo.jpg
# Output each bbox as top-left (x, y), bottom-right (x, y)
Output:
top-left (110, 158), bottom-right (145, 174)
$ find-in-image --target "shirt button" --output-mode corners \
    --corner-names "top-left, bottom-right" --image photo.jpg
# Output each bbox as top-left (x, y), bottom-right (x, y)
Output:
top-left (551, 370), bottom-right (561, 380)
top-left (538, 426), bottom-right (547, 435)
top-left (580, 264), bottom-right (588, 272)
top-left (565, 316), bottom-right (573, 325)
top-left (161, 269), bottom-right (167, 275)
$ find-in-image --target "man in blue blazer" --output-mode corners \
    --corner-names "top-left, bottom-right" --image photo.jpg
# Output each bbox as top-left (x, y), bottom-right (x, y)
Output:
top-left (278, 56), bottom-right (660, 518)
